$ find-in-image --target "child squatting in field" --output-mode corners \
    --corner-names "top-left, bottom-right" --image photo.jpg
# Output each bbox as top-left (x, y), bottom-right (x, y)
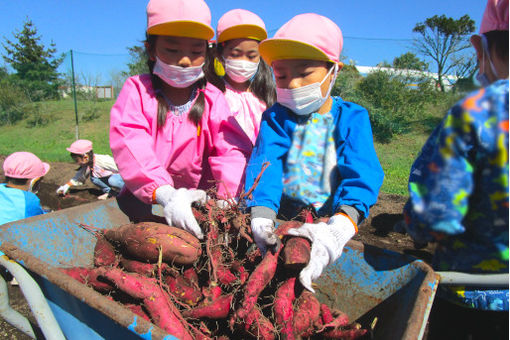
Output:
top-left (244, 13), bottom-right (384, 292)
top-left (56, 139), bottom-right (125, 200)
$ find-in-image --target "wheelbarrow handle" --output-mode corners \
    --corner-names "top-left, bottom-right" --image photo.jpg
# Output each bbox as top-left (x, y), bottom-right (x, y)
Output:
top-left (436, 271), bottom-right (509, 288)
top-left (0, 252), bottom-right (66, 340)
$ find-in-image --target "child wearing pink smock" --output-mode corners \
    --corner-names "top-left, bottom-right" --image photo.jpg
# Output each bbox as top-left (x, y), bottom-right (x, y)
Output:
top-left (110, 0), bottom-right (250, 239)
top-left (206, 9), bottom-right (276, 147)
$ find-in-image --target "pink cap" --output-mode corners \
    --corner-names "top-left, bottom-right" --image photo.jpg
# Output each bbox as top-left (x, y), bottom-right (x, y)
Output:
top-left (216, 9), bottom-right (267, 43)
top-left (67, 139), bottom-right (93, 154)
top-left (259, 13), bottom-right (343, 65)
top-left (146, 0), bottom-right (214, 40)
top-left (3, 152), bottom-right (50, 179)
top-left (480, 0), bottom-right (509, 33)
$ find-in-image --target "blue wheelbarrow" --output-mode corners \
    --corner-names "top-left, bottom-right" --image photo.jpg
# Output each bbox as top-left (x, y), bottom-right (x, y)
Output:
top-left (0, 199), bottom-right (438, 339)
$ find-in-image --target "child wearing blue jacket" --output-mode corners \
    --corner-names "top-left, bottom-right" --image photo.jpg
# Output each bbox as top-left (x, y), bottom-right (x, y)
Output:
top-left (0, 152), bottom-right (50, 225)
top-left (244, 13), bottom-right (384, 292)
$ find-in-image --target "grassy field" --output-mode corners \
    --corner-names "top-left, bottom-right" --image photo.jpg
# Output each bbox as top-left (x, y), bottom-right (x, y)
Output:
top-left (0, 98), bottom-right (443, 195)
top-left (0, 99), bottom-right (115, 161)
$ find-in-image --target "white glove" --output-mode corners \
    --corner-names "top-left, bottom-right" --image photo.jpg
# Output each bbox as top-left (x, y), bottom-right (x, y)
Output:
top-left (56, 184), bottom-right (70, 195)
top-left (155, 185), bottom-right (207, 240)
top-left (216, 198), bottom-right (237, 209)
top-left (287, 213), bottom-right (356, 292)
top-left (251, 217), bottom-right (280, 255)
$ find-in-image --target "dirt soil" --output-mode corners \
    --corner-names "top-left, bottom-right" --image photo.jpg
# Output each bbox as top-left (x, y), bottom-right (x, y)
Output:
top-left (0, 158), bottom-right (435, 339)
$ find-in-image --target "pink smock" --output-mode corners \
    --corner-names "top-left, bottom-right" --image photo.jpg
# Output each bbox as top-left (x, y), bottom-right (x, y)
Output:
top-left (110, 74), bottom-right (251, 204)
top-left (223, 81), bottom-right (267, 146)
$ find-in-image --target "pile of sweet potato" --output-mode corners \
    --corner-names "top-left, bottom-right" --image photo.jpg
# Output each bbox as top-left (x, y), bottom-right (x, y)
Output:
top-left (62, 198), bottom-right (367, 339)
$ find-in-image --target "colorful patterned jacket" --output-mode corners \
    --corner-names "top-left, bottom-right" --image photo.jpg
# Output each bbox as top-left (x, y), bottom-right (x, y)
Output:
top-left (404, 79), bottom-right (509, 276)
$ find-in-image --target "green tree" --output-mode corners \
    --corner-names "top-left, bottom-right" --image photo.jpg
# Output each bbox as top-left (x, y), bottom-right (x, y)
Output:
top-left (2, 19), bottom-right (63, 100)
top-left (331, 63), bottom-right (362, 100)
top-left (413, 14), bottom-right (475, 92)
top-left (122, 45), bottom-right (149, 77)
top-left (393, 52), bottom-right (428, 71)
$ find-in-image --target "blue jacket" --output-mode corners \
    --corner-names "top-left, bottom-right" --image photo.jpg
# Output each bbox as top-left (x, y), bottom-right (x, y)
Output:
top-left (0, 183), bottom-right (46, 225)
top-left (245, 97), bottom-right (384, 221)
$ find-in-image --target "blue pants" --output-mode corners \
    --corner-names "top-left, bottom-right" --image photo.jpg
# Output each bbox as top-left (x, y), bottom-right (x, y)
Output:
top-left (90, 174), bottom-right (124, 194)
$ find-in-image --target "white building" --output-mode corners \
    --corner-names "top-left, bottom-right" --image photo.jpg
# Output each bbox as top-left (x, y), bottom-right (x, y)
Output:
top-left (354, 65), bottom-right (458, 90)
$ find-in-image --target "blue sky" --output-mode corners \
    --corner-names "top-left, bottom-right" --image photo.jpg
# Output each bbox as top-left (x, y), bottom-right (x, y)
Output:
top-left (0, 0), bottom-right (486, 84)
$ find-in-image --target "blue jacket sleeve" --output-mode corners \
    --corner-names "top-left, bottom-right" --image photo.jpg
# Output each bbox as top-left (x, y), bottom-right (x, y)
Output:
top-left (24, 191), bottom-right (46, 218)
top-left (331, 99), bottom-right (384, 220)
top-left (245, 104), bottom-right (293, 216)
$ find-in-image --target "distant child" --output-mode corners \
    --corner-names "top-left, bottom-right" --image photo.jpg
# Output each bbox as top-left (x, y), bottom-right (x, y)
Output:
top-left (56, 139), bottom-right (124, 200)
top-left (110, 0), bottom-right (250, 239)
top-left (206, 9), bottom-right (276, 146)
top-left (244, 14), bottom-right (384, 292)
top-left (402, 0), bottom-right (508, 338)
top-left (1, 152), bottom-right (50, 225)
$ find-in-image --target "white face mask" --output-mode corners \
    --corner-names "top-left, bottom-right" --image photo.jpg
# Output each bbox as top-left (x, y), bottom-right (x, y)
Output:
top-left (276, 64), bottom-right (338, 116)
top-left (153, 56), bottom-right (205, 88)
top-left (224, 58), bottom-right (259, 83)
top-left (476, 34), bottom-right (499, 87)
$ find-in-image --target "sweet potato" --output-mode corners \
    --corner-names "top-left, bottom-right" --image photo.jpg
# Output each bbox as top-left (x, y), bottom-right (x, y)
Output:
top-left (234, 247), bottom-right (281, 322)
top-left (216, 265), bottom-right (237, 286)
top-left (322, 325), bottom-right (368, 339)
top-left (182, 294), bottom-right (233, 319)
top-left (282, 236), bottom-right (311, 270)
top-left (273, 277), bottom-right (296, 340)
top-left (202, 284), bottom-right (223, 302)
top-left (245, 307), bottom-right (275, 340)
top-left (165, 273), bottom-right (203, 307)
top-left (275, 220), bottom-right (302, 237)
top-left (94, 235), bottom-right (118, 267)
top-left (125, 303), bottom-right (150, 322)
top-left (120, 257), bottom-right (170, 277)
top-left (182, 267), bottom-right (199, 285)
top-left (60, 267), bottom-right (114, 293)
top-left (293, 290), bottom-right (321, 337)
top-left (96, 267), bottom-right (193, 340)
top-left (103, 222), bottom-right (201, 265)
top-left (322, 309), bottom-right (350, 329)
top-left (321, 303), bottom-right (334, 324)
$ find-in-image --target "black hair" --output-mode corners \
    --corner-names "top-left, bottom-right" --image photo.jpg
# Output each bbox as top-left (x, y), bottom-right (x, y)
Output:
top-left (145, 34), bottom-right (208, 127)
top-left (5, 176), bottom-right (29, 185)
top-left (484, 30), bottom-right (509, 61)
top-left (205, 41), bottom-right (276, 108)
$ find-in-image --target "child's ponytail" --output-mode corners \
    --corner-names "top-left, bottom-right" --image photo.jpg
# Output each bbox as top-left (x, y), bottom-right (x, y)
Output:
top-left (187, 78), bottom-right (206, 126)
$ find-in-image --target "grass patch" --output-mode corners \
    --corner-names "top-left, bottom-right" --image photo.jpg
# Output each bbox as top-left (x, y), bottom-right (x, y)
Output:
top-left (0, 98), bottom-right (114, 161)
top-left (375, 131), bottom-right (429, 195)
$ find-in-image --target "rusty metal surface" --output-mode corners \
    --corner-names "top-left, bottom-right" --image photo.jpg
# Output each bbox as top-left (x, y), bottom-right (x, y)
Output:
top-left (315, 241), bottom-right (438, 340)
